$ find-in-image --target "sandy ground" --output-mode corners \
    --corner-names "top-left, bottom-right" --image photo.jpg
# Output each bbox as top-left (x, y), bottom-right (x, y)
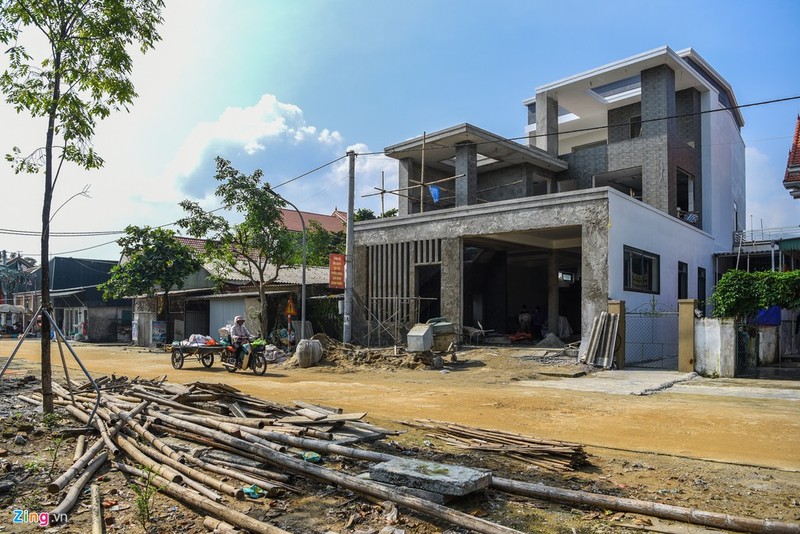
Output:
top-left (2, 339), bottom-right (800, 532)
top-left (3, 339), bottom-right (798, 471)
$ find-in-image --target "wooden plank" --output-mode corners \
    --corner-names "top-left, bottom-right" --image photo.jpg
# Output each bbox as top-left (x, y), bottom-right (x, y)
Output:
top-left (295, 408), bottom-right (327, 421)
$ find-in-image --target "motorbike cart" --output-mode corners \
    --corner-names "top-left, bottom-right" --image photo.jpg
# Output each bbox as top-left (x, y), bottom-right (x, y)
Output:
top-left (220, 338), bottom-right (268, 375)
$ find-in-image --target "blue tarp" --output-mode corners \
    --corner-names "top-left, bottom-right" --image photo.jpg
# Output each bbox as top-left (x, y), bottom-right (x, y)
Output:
top-left (752, 306), bottom-right (781, 326)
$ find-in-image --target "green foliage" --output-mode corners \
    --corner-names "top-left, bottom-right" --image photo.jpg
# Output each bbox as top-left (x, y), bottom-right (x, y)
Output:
top-left (711, 269), bottom-right (800, 318)
top-left (47, 436), bottom-right (65, 476)
top-left (99, 226), bottom-right (201, 300)
top-left (301, 220), bottom-right (345, 266)
top-left (354, 208), bottom-right (377, 221)
top-left (177, 157), bottom-right (294, 336)
top-left (130, 465), bottom-right (160, 533)
top-left (0, 0), bottom-right (165, 174)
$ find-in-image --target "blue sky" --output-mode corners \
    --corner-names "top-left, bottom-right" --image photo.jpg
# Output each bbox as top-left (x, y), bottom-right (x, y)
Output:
top-left (1, 0), bottom-right (798, 261)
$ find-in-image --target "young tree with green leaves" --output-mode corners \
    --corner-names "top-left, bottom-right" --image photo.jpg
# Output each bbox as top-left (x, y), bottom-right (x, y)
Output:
top-left (178, 157), bottom-right (294, 337)
top-left (302, 220), bottom-right (345, 266)
top-left (99, 226), bottom-right (201, 343)
top-left (0, 0), bottom-right (164, 412)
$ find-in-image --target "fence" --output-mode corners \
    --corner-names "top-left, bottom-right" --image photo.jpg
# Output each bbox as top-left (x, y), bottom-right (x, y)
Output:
top-left (625, 301), bottom-right (678, 369)
top-left (734, 323), bottom-right (760, 377)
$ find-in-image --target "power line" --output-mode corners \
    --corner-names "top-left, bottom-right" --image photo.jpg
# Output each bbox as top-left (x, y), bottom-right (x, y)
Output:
top-left (369, 94), bottom-right (800, 157)
top-left (271, 154), bottom-right (347, 189)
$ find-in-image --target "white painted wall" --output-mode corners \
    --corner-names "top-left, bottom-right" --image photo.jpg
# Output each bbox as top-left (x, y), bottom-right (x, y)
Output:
top-left (702, 91), bottom-right (746, 247)
top-left (694, 317), bottom-right (736, 377)
top-left (608, 189), bottom-right (720, 312)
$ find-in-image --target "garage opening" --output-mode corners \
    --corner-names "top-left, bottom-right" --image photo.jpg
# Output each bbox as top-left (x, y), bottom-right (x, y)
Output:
top-left (462, 226), bottom-right (582, 342)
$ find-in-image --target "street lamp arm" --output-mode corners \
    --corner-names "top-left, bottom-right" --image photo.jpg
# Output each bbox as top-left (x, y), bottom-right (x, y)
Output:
top-left (264, 187), bottom-right (307, 341)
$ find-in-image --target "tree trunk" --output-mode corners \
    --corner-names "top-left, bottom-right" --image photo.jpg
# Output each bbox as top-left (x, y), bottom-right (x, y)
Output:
top-left (40, 46), bottom-right (63, 415)
top-left (259, 285), bottom-right (269, 338)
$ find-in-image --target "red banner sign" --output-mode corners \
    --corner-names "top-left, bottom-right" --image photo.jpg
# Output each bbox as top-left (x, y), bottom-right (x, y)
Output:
top-left (329, 253), bottom-right (345, 289)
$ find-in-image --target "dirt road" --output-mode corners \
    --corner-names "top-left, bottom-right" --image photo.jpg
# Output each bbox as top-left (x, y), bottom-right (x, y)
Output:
top-left (5, 339), bottom-right (799, 471)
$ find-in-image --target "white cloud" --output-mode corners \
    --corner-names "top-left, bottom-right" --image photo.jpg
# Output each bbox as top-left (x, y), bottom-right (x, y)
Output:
top-left (166, 94), bottom-right (321, 178)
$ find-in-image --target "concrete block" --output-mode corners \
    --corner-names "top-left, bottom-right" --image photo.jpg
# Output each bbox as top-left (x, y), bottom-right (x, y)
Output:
top-left (369, 458), bottom-right (491, 496)
top-left (356, 472), bottom-right (452, 504)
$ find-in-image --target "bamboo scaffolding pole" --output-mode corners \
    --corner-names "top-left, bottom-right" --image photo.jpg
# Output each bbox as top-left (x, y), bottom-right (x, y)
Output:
top-left (73, 434), bottom-right (86, 462)
top-left (50, 401), bottom-right (148, 493)
top-left (114, 462), bottom-right (292, 534)
top-left (115, 433), bottom-right (239, 500)
top-left (491, 477), bottom-right (800, 534)
top-left (149, 411), bottom-right (524, 534)
top-left (90, 484), bottom-right (105, 534)
top-left (50, 452), bottom-right (109, 519)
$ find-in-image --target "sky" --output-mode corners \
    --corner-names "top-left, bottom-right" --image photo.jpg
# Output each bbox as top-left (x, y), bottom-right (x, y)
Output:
top-left (1, 0), bottom-right (798, 262)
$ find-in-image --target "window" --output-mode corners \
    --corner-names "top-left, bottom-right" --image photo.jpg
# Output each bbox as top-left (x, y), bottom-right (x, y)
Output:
top-left (623, 246), bottom-right (660, 293)
top-left (678, 262), bottom-right (688, 299)
top-left (630, 115), bottom-right (642, 139)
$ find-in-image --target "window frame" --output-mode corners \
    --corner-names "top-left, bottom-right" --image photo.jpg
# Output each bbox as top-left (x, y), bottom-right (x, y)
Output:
top-left (623, 245), bottom-right (660, 294)
top-left (629, 115), bottom-right (642, 139)
top-left (678, 261), bottom-right (688, 300)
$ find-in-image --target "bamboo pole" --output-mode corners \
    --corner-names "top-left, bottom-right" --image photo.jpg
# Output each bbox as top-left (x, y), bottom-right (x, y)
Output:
top-left (115, 433), bottom-right (238, 500)
top-left (114, 462), bottom-right (292, 534)
top-left (73, 435), bottom-right (86, 462)
top-left (90, 484), bottom-right (105, 534)
top-left (491, 477), bottom-right (800, 534)
top-left (50, 452), bottom-right (109, 519)
top-left (150, 411), bottom-right (524, 534)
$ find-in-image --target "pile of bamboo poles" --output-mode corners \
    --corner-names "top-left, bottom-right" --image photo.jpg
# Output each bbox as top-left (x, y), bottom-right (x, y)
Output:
top-left (401, 419), bottom-right (588, 472)
top-left (19, 376), bottom-right (800, 534)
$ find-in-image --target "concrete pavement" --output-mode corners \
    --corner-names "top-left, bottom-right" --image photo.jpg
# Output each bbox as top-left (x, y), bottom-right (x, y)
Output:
top-left (519, 368), bottom-right (800, 400)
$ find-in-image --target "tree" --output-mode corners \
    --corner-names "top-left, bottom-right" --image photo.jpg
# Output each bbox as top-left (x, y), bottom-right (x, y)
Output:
top-left (302, 220), bottom-right (345, 266)
top-left (178, 157), bottom-right (294, 337)
top-left (0, 0), bottom-right (164, 413)
top-left (99, 226), bottom-right (201, 343)
top-left (354, 208), bottom-right (377, 222)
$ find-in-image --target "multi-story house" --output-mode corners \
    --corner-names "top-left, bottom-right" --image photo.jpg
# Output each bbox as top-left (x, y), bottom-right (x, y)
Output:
top-left (352, 46), bottom-right (746, 358)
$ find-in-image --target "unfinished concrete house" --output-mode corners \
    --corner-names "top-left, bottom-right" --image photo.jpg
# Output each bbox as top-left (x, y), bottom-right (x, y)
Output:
top-left (352, 46), bottom-right (745, 358)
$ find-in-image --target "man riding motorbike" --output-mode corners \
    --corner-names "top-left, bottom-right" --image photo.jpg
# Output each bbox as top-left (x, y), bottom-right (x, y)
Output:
top-left (230, 315), bottom-right (253, 369)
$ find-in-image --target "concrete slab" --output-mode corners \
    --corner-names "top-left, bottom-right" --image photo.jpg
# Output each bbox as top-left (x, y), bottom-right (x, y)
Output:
top-left (369, 458), bottom-right (491, 496)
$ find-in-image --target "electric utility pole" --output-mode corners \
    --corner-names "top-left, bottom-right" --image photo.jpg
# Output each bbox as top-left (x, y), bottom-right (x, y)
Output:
top-left (343, 150), bottom-right (356, 343)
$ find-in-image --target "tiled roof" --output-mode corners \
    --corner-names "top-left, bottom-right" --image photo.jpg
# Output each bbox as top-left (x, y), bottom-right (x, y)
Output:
top-left (175, 236), bottom-right (208, 255)
top-left (784, 115), bottom-right (800, 186)
top-left (204, 261), bottom-right (330, 285)
top-left (281, 208), bottom-right (347, 233)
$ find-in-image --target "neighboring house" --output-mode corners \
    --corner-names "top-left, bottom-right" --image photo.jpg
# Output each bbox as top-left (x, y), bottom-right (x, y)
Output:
top-left (783, 115), bottom-right (800, 199)
top-left (281, 208), bottom-right (347, 233)
top-left (352, 46), bottom-right (747, 356)
top-left (131, 236), bottom-right (335, 345)
top-left (13, 257), bottom-right (132, 342)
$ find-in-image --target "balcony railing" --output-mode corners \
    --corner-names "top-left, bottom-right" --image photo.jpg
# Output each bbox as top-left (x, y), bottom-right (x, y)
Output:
top-left (734, 226), bottom-right (800, 246)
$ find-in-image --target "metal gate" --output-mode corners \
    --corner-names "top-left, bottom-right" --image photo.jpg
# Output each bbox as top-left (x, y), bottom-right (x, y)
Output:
top-left (734, 324), bottom-right (759, 377)
top-left (625, 301), bottom-right (678, 369)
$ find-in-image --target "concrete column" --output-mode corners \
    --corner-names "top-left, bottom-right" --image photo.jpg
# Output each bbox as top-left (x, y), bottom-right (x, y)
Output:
top-left (608, 300), bottom-right (625, 369)
top-left (455, 142), bottom-right (477, 207)
top-left (547, 250), bottom-right (559, 336)
top-left (352, 244), bottom-right (370, 343)
top-left (678, 298), bottom-right (696, 373)
top-left (641, 65), bottom-right (676, 214)
top-left (440, 238), bottom-right (462, 330)
top-left (535, 91), bottom-right (559, 157)
top-left (398, 158), bottom-right (416, 216)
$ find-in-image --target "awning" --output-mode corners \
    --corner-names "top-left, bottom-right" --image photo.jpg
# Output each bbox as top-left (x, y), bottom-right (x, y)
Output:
top-left (0, 304), bottom-right (30, 314)
top-left (778, 237), bottom-right (800, 251)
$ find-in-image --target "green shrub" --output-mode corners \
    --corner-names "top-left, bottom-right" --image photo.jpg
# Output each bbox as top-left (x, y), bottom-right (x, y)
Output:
top-left (711, 269), bottom-right (800, 318)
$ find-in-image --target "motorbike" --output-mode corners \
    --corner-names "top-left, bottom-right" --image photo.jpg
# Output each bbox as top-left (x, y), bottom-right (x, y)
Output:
top-left (220, 336), bottom-right (268, 375)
